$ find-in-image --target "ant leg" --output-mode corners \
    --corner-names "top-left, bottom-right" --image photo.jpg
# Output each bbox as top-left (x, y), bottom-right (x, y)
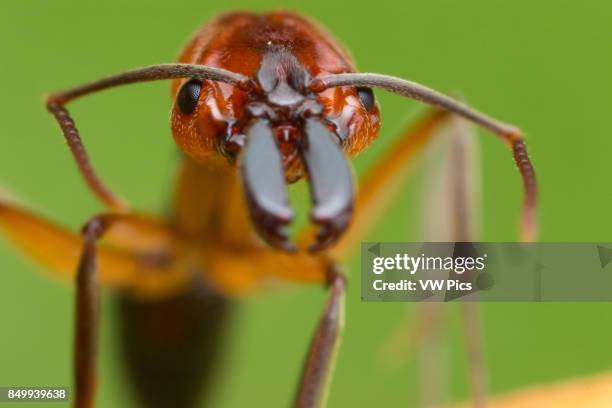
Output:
top-left (326, 108), bottom-right (452, 259)
top-left (294, 264), bottom-right (346, 408)
top-left (316, 104), bottom-right (535, 261)
top-left (327, 104), bottom-right (535, 261)
top-left (420, 116), bottom-right (487, 407)
top-left (0, 199), bottom-right (184, 292)
top-left (420, 114), bottom-right (481, 241)
top-left (376, 116), bottom-right (487, 407)
top-left (73, 213), bottom-right (129, 408)
top-left (74, 217), bottom-right (102, 408)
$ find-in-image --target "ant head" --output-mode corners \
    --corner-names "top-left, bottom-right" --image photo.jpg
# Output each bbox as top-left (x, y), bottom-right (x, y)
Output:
top-left (169, 49), bottom-right (380, 252)
top-left (170, 47), bottom-right (380, 181)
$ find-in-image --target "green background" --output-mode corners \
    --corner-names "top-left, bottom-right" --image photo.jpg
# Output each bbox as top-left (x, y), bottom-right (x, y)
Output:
top-left (1, 0), bottom-right (611, 406)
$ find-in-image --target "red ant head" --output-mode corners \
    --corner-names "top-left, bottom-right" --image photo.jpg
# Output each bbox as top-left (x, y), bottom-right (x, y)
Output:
top-left (170, 42), bottom-right (380, 251)
top-left (170, 47), bottom-right (380, 179)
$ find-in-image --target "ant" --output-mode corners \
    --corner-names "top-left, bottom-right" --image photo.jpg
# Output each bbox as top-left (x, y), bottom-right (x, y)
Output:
top-left (0, 10), bottom-right (536, 408)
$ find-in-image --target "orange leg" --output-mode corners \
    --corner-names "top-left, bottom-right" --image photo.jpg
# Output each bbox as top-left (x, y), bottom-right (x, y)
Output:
top-left (328, 108), bottom-right (453, 259)
top-left (329, 107), bottom-right (533, 258)
top-left (0, 200), bottom-right (189, 297)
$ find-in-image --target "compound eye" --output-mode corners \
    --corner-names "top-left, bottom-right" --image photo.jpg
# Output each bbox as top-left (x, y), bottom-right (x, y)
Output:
top-left (177, 79), bottom-right (202, 114)
top-left (356, 86), bottom-right (375, 112)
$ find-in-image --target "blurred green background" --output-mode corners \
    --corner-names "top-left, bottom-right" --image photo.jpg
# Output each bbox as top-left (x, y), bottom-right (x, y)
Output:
top-left (1, 0), bottom-right (612, 407)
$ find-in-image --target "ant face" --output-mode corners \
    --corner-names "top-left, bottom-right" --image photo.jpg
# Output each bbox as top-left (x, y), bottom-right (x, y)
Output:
top-left (170, 47), bottom-right (380, 182)
top-left (169, 47), bottom-right (380, 251)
